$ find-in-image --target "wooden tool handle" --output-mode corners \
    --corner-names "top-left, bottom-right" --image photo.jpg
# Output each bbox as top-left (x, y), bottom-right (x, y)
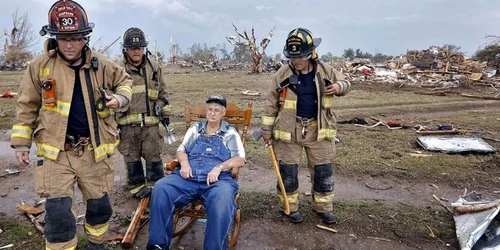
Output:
top-left (269, 145), bottom-right (290, 215)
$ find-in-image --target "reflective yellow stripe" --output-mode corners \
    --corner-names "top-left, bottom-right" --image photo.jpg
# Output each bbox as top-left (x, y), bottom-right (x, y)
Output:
top-left (314, 193), bottom-right (335, 203)
top-left (41, 100), bottom-right (71, 116)
top-left (261, 116), bottom-right (276, 126)
top-left (149, 89), bottom-right (159, 99)
top-left (318, 128), bottom-right (337, 140)
top-left (131, 86), bottom-right (159, 98)
top-left (84, 222), bottom-right (109, 237)
top-left (116, 85), bottom-right (132, 96)
top-left (278, 192), bottom-right (299, 203)
top-left (35, 142), bottom-right (60, 160)
top-left (322, 97), bottom-right (334, 108)
top-left (46, 246), bottom-right (76, 250)
top-left (131, 85), bottom-right (145, 93)
top-left (94, 140), bottom-right (120, 160)
top-left (162, 105), bottom-right (171, 113)
top-left (284, 100), bottom-right (296, 110)
top-left (11, 125), bottom-right (33, 140)
top-left (40, 68), bottom-right (50, 77)
top-left (117, 114), bottom-right (159, 126)
top-left (97, 109), bottom-right (110, 117)
top-left (273, 130), bottom-right (291, 141)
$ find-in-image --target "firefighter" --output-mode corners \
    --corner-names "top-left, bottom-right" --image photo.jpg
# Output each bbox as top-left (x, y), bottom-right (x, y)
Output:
top-left (117, 27), bottom-right (170, 188)
top-left (261, 28), bottom-right (351, 224)
top-left (10, 1), bottom-right (133, 249)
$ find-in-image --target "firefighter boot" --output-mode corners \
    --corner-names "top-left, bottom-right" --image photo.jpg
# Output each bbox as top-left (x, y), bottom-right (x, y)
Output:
top-left (87, 242), bottom-right (105, 250)
top-left (317, 211), bottom-right (339, 225)
top-left (146, 161), bottom-right (164, 184)
top-left (127, 161), bottom-right (145, 188)
top-left (286, 211), bottom-right (303, 224)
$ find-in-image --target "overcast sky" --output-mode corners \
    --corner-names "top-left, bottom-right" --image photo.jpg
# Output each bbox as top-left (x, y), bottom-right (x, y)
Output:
top-left (1, 0), bottom-right (499, 58)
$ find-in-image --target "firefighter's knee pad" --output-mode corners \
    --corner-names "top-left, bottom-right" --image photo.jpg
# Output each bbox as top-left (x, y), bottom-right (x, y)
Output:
top-left (86, 193), bottom-right (113, 225)
top-left (146, 161), bottom-right (164, 182)
top-left (313, 164), bottom-right (334, 193)
top-left (45, 197), bottom-right (76, 243)
top-left (279, 164), bottom-right (299, 192)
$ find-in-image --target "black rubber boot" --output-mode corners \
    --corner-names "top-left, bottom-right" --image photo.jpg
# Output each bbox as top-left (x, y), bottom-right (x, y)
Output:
top-left (146, 161), bottom-right (164, 183)
top-left (286, 211), bottom-right (303, 224)
top-left (317, 211), bottom-right (339, 225)
top-left (87, 242), bottom-right (105, 250)
top-left (127, 161), bottom-right (145, 187)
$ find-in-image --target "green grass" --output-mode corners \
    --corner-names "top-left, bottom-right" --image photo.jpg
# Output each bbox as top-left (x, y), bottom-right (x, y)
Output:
top-left (0, 217), bottom-right (121, 250)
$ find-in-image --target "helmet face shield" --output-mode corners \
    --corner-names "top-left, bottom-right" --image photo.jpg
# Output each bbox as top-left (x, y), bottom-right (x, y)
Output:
top-left (41, 0), bottom-right (94, 37)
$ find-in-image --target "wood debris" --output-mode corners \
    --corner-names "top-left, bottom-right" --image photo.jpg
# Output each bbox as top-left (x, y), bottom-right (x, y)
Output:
top-left (316, 224), bottom-right (338, 233)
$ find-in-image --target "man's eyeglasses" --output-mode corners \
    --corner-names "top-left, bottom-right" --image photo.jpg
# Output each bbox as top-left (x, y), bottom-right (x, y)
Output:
top-left (206, 107), bottom-right (223, 114)
top-left (56, 37), bottom-right (86, 44)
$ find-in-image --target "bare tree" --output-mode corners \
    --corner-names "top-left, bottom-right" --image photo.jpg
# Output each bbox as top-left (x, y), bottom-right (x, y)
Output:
top-left (226, 23), bottom-right (275, 73)
top-left (2, 9), bottom-right (37, 70)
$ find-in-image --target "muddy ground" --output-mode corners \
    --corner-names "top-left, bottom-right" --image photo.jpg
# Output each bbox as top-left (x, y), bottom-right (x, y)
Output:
top-left (1, 73), bottom-right (500, 250)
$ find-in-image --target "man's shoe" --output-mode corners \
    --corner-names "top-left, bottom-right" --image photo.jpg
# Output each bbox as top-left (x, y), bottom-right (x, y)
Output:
top-left (286, 211), bottom-right (303, 223)
top-left (87, 242), bottom-right (105, 250)
top-left (317, 211), bottom-right (339, 225)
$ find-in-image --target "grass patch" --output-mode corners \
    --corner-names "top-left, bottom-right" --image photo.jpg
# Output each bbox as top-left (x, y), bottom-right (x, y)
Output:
top-left (0, 217), bottom-right (45, 249)
top-left (0, 217), bottom-right (121, 250)
top-left (335, 109), bottom-right (500, 186)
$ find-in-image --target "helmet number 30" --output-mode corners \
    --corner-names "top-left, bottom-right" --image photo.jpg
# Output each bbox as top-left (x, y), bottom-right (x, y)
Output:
top-left (60, 17), bottom-right (74, 26)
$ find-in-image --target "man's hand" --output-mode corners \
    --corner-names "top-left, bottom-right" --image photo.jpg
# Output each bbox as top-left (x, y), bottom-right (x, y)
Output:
top-left (105, 96), bottom-right (120, 110)
top-left (206, 165), bottom-right (222, 186)
top-left (162, 117), bottom-right (170, 127)
top-left (15, 151), bottom-right (30, 167)
top-left (180, 163), bottom-right (193, 179)
top-left (263, 134), bottom-right (272, 146)
top-left (325, 82), bottom-right (341, 96)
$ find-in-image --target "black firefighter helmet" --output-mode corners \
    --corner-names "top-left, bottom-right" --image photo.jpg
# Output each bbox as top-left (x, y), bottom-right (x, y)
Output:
top-left (283, 28), bottom-right (322, 58)
top-left (122, 27), bottom-right (148, 48)
top-left (39, 0), bottom-right (95, 37)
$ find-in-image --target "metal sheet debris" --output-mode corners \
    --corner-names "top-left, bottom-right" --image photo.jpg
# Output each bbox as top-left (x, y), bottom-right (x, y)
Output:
top-left (416, 136), bottom-right (497, 154)
top-left (452, 192), bottom-right (500, 250)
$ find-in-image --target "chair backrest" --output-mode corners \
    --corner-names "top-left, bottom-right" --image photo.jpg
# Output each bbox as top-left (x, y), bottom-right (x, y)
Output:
top-left (184, 99), bottom-right (253, 146)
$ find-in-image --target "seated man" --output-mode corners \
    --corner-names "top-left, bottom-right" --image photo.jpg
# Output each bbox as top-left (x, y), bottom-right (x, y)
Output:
top-left (147, 94), bottom-right (246, 250)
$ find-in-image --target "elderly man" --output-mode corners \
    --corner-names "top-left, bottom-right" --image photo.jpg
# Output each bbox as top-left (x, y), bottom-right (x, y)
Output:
top-left (147, 94), bottom-right (245, 250)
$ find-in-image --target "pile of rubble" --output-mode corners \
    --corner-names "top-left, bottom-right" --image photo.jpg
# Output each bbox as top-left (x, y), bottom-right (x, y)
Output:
top-left (331, 46), bottom-right (499, 89)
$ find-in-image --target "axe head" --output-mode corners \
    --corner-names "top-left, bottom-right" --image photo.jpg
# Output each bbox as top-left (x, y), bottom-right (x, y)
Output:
top-left (252, 128), bottom-right (264, 141)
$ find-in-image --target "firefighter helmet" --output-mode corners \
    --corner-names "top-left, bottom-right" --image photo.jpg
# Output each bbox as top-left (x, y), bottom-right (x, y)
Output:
top-left (40, 0), bottom-right (94, 37)
top-left (122, 27), bottom-right (148, 48)
top-left (283, 28), bottom-right (321, 58)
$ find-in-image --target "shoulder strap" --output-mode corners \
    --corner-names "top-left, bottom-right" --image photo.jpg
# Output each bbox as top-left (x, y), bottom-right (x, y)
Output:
top-left (84, 68), bottom-right (101, 146)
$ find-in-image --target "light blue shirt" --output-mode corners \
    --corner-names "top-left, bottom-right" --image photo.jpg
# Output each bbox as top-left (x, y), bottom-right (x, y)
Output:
top-left (177, 121), bottom-right (246, 159)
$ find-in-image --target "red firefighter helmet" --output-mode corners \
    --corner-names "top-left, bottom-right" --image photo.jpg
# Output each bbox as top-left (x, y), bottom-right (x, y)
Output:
top-left (40, 0), bottom-right (95, 37)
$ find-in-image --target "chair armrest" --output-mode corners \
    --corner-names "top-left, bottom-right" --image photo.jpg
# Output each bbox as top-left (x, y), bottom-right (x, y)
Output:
top-left (231, 165), bottom-right (243, 179)
top-left (165, 160), bottom-right (180, 171)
